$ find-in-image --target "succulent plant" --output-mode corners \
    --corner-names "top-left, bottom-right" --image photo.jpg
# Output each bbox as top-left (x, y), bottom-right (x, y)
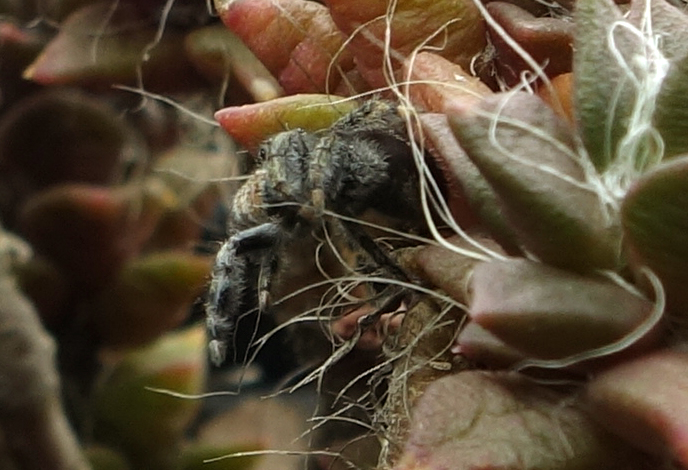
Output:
top-left (2, 0), bottom-right (688, 469)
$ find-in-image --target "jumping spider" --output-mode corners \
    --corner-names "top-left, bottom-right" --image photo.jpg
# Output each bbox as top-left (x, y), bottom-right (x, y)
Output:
top-left (206, 100), bottom-right (427, 366)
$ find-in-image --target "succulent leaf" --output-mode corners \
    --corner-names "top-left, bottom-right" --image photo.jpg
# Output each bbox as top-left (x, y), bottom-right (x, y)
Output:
top-left (214, 94), bottom-right (355, 152)
top-left (91, 251), bottom-right (212, 347)
top-left (621, 156), bottom-right (688, 316)
top-left (393, 371), bottom-right (647, 470)
top-left (449, 92), bottom-right (621, 272)
top-left (486, 2), bottom-right (574, 86)
top-left (403, 52), bottom-right (491, 114)
top-left (19, 183), bottom-right (170, 288)
top-left (93, 326), bottom-right (207, 469)
top-left (324, 0), bottom-right (486, 89)
top-left (627, 0), bottom-right (688, 63)
top-left (214, 0), bottom-right (354, 94)
top-left (184, 25), bottom-right (283, 102)
top-left (585, 348), bottom-right (688, 467)
top-left (23, 3), bottom-right (200, 89)
top-left (469, 258), bottom-right (657, 362)
top-left (654, 51), bottom-right (688, 159)
top-left (573, 0), bottom-right (643, 171)
top-left (455, 321), bottom-right (527, 369)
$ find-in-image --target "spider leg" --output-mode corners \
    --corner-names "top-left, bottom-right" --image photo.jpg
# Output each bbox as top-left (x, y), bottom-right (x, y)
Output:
top-left (206, 222), bottom-right (281, 366)
top-left (323, 216), bottom-right (415, 346)
top-left (340, 218), bottom-right (410, 283)
top-left (256, 248), bottom-right (277, 313)
top-left (232, 221), bottom-right (281, 255)
top-left (357, 288), bottom-right (407, 330)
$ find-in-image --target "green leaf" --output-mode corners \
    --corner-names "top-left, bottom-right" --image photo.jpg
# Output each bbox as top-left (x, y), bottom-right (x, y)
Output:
top-left (214, 94), bottom-right (355, 152)
top-left (91, 251), bottom-right (212, 347)
top-left (94, 326), bottom-right (207, 469)
top-left (449, 92), bottom-right (621, 272)
top-left (621, 156), bottom-right (688, 316)
top-left (627, 0), bottom-right (688, 63)
top-left (654, 51), bottom-right (688, 159)
top-left (574, 0), bottom-right (642, 170)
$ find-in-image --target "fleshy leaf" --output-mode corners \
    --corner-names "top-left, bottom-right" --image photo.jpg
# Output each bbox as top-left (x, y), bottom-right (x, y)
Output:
top-left (654, 51), bottom-right (688, 159)
top-left (393, 371), bottom-right (647, 470)
top-left (0, 89), bottom-right (130, 224)
top-left (627, 0), bottom-right (688, 63)
top-left (215, 94), bottom-right (355, 152)
top-left (621, 156), bottom-right (688, 316)
top-left (145, 148), bottom-right (229, 250)
top-left (402, 52), bottom-right (491, 114)
top-left (419, 113), bottom-right (520, 251)
top-left (19, 181), bottom-right (174, 288)
top-left (413, 235), bottom-right (505, 304)
top-left (585, 348), bottom-right (688, 467)
top-left (214, 0), bottom-right (354, 94)
top-left (325, 0), bottom-right (486, 89)
top-left (94, 326), bottom-right (207, 469)
top-left (538, 72), bottom-right (574, 125)
top-left (184, 24), bottom-right (283, 102)
top-left (469, 258), bottom-right (659, 362)
top-left (90, 251), bottom-right (212, 347)
top-left (449, 92), bottom-right (621, 272)
top-left (23, 3), bottom-right (200, 89)
top-left (455, 321), bottom-right (527, 369)
top-left (14, 257), bottom-right (70, 327)
top-left (574, 0), bottom-right (643, 170)
top-left (486, 2), bottom-right (574, 86)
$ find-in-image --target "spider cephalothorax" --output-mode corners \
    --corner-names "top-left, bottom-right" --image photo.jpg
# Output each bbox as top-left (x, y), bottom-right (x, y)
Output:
top-left (206, 99), bottom-right (426, 366)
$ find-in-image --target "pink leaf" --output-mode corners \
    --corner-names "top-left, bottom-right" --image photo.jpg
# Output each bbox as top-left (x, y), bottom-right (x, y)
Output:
top-left (325, 0), bottom-right (486, 89)
top-left (585, 348), bottom-right (688, 467)
top-left (469, 258), bottom-right (662, 365)
top-left (215, 0), bottom-right (354, 94)
top-left (394, 371), bottom-right (648, 470)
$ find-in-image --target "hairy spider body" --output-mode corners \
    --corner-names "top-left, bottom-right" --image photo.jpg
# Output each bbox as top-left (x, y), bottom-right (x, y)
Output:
top-left (206, 100), bottom-right (425, 366)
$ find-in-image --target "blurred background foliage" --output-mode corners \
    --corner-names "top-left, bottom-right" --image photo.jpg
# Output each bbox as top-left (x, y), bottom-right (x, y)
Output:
top-left (2, 0), bottom-right (688, 469)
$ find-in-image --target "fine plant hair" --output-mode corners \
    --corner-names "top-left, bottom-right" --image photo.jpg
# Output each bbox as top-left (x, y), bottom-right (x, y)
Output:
top-left (603, 2), bottom-right (669, 197)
